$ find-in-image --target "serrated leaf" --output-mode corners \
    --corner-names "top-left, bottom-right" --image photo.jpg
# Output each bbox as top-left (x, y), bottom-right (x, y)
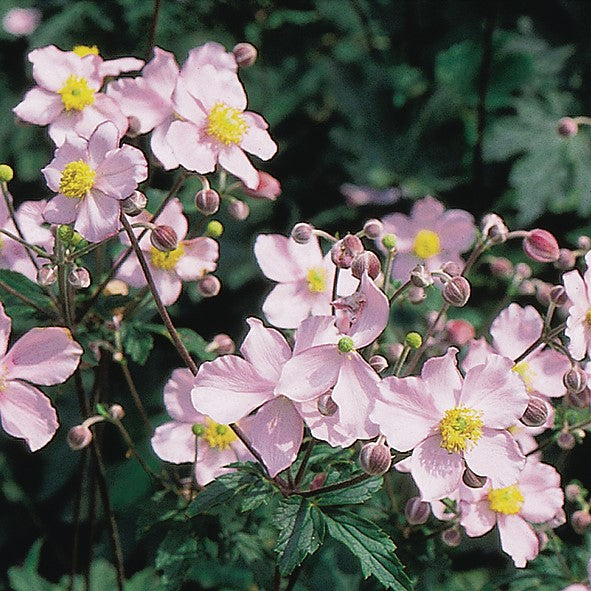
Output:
top-left (155, 525), bottom-right (199, 590)
top-left (313, 473), bottom-right (383, 506)
top-left (121, 322), bottom-right (154, 365)
top-left (0, 269), bottom-right (53, 310)
top-left (144, 324), bottom-right (215, 361)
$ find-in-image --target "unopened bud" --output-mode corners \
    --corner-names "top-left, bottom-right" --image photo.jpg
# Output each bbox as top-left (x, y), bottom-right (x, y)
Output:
top-left (120, 190), bottom-right (147, 216)
top-left (572, 510), bottom-right (591, 534)
top-left (563, 366), bottom-right (587, 393)
top-left (291, 223), bottom-right (314, 244)
top-left (0, 164), bottom-right (14, 182)
top-left (404, 497), bottom-right (430, 525)
top-left (206, 220), bottom-right (224, 238)
top-left (577, 236), bottom-right (591, 251)
top-left (462, 467), bottom-right (487, 488)
top-left (331, 234), bottom-right (364, 269)
top-left (195, 188), bottom-right (220, 215)
top-left (566, 386), bottom-right (590, 409)
top-left (405, 332), bottom-right (422, 349)
top-left (440, 261), bottom-right (462, 277)
top-left (410, 264), bottom-right (433, 288)
top-left (536, 530), bottom-right (548, 552)
top-left (442, 276), bottom-right (471, 307)
top-left (565, 483), bottom-right (582, 502)
top-left (557, 430), bottom-right (576, 450)
top-left (197, 275), bottom-right (221, 298)
top-left (68, 267), bottom-right (91, 289)
top-left (554, 248), bottom-right (577, 271)
top-left (408, 286), bottom-right (426, 304)
top-left (233, 42), bottom-right (257, 67)
top-left (363, 218), bottom-right (383, 239)
top-left (489, 257), bottom-right (513, 279)
top-left (37, 264), bottom-right (57, 286)
top-left (67, 425), bottom-right (93, 450)
top-left (481, 213), bottom-right (509, 244)
top-left (381, 233), bottom-right (397, 251)
top-left (441, 526), bottom-right (461, 547)
top-left (228, 199), bottom-right (249, 220)
top-left (317, 392), bottom-right (338, 416)
top-left (520, 396), bottom-right (549, 427)
top-left (351, 251), bottom-right (381, 280)
top-left (57, 224), bottom-right (74, 243)
top-left (359, 442), bottom-right (392, 475)
top-left (242, 171), bottom-right (281, 200)
top-left (192, 423), bottom-right (206, 436)
top-left (557, 117), bottom-right (578, 137)
top-left (205, 334), bottom-right (235, 356)
top-left (549, 285), bottom-right (568, 306)
top-left (523, 229), bottom-right (560, 263)
top-left (518, 279), bottom-right (536, 296)
top-left (151, 225), bottom-right (178, 252)
top-left (369, 355), bottom-right (388, 373)
top-left (309, 472), bottom-right (328, 490)
top-left (109, 404), bottom-right (125, 420)
top-left (548, 508), bottom-right (567, 529)
top-left (445, 319), bottom-right (475, 346)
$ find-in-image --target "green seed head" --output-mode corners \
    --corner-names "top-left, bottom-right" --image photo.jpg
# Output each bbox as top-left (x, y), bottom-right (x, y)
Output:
top-left (405, 332), bottom-right (422, 349)
top-left (337, 336), bottom-right (355, 353)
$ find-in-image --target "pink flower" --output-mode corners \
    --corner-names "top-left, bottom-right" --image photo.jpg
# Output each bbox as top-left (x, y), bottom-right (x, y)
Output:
top-left (371, 348), bottom-right (529, 501)
top-left (192, 318), bottom-right (303, 478)
top-left (151, 368), bottom-right (253, 486)
top-left (0, 302), bottom-right (83, 450)
top-left (68, 45), bottom-right (144, 79)
top-left (116, 198), bottom-right (218, 306)
top-left (563, 251), bottom-right (591, 360)
top-left (242, 172), bottom-right (281, 200)
top-left (254, 233), bottom-right (358, 329)
top-left (13, 45), bottom-right (129, 145)
top-left (380, 196), bottom-right (476, 282)
top-left (459, 458), bottom-right (564, 567)
top-left (3, 7), bottom-right (40, 36)
top-left (42, 121), bottom-right (148, 243)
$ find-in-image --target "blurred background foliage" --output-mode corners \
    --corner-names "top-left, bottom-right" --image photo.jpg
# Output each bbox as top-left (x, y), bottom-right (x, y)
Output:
top-left (0, 0), bottom-right (590, 589)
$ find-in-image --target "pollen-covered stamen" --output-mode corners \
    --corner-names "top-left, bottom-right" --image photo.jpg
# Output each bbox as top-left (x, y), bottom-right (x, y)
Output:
top-left (206, 102), bottom-right (248, 145)
top-left (0, 364), bottom-right (7, 393)
top-left (58, 75), bottom-right (95, 111)
top-left (512, 361), bottom-right (536, 392)
top-left (202, 418), bottom-right (237, 449)
top-left (439, 406), bottom-right (483, 454)
top-left (72, 45), bottom-right (100, 57)
top-left (306, 267), bottom-right (329, 293)
top-left (149, 244), bottom-right (185, 271)
top-left (487, 484), bottom-right (524, 515)
top-left (585, 309), bottom-right (591, 327)
top-left (59, 160), bottom-right (95, 199)
top-left (413, 229), bottom-right (441, 259)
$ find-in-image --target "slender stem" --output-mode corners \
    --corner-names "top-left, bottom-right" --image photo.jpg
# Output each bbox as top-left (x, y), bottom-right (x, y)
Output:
top-left (294, 439), bottom-right (316, 488)
top-left (118, 359), bottom-right (153, 434)
top-left (299, 473), bottom-right (372, 497)
top-left (331, 266), bottom-right (340, 307)
top-left (513, 322), bottom-right (566, 365)
top-left (0, 277), bottom-right (57, 317)
top-left (527, 413), bottom-right (591, 457)
top-left (383, 249), bottom-right (396, 292)
top-left (146, 0), bottom-right (162, 59)
top-left (68, 449), bottom-right (89, 591)
top-left (392, 344), bottom-right (411, 377)
top-left (0, 228), bottom-right (52, 258)
top-left (56, 235), bottom-right (74, 328)
top-left (230, 422), bottom-right (274, 482)
top-left (389, 280), bottom-right (411, 302)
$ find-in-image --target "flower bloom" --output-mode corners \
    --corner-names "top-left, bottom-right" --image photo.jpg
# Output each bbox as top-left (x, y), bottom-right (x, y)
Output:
top-left (380, 195), bottom-right (476, 282)
top-left (151, 368), bottom-right (253, 485)
top-left (117, 198), bottom-right (218, 306)
top-left (42, 121), bottom-right (148, 243)
top-left (371, 348), bottom-right (529, 501)
top-left (563, 251), bottom-right (591, 360)
top-left (0, 302), bottom-right (83, 450)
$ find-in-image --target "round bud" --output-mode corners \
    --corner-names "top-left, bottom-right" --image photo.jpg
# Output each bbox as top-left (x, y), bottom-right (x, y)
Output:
top-left (363, 218), bottom-right (383, 239)
top-left (67, 425), bottom-right (93, 450)
top-left (0, 164), bottom-right (14, 182)
top-left (520, 396), bottom-right (549, 428)
top-left (489, 257), bottom-right (513, 279)
top-left (120, 190), bottom-right (148, 217)
top-left (481, 213), bottom-right (509, 244)
top-left (57, 224), bottom-right (74, 243)
top-left (554, 248), bottom-right (577, 271)
top-left (462, 467), bottom-right (487, 489)
top-left (557, 117), bottom-right (578, 137)
top-left (228, 199), bottom-right (250, 220)
top-left (37, 264), bottom-right (57, 287)
top-left (566, 386), bottom-right (590, 409)
top-left (577, 235), bottom-right (591, 251)
top-left (408, 286), bottom-right (426, 304)
top-left (442, 276), bottom-right (471, 307)
top-left (563, 366), bottom-right (587, 393)
top-left (233, 42), bottom-right (257, 67)
top-left (68, 267), bottom-right (91, 289)
top-left (359, 442), bottom-right (392, 476)
top-left (192, 423), bottom-right (206, 436)
top-left (195, 188), bottom-right (220, 216)
top-left (317, 392), bottom-right (338, 416)
top-left (445, 319), bottom-right (475, 347)
top-left (197, 275), bottom-right (221, 298)
top-left (441, 526), bottom-right (461, 547)
top-left (151, 225), bottom-right (178, 252)
top-left (331, 235), bottom-right (364, 269)
top-left (337, 336), bottom-right (355, 353)
top-left (109, 404), bottom-right (125, 420)
top-left (205, 334), bottom-right (235, 356)
top-left (404, 497), bottom-right (430, 525)
top-left (557, 430), bottom-right (576, 450)
top-left (291, 223), bottom-right (314, 244)
top-left (206, 220), bottom-right (224, 238)
top-left (410, 264), bottom-right (433, 288)
top-left (309, 473), bottom-right (328, 490)
top-left (351, 251), bottom-right (381, 280)
top-left (369, 355), bottom-right (388, 373)
top-left (571, 510), bottom-right (591, 535)
top-left (440, 261), bottom-right (462, 277)
top-left (523, 229), bottom-right (560, 263)
top-left (548, 508), bottom-right (567, 529)
top-left (404, 332), bottom-right (422, 349)
top-left (565, 483), bottom-right (582, 502)
top-left (549, 285), bottom-right (569, 307)
top-left (381, 233), bottom-right (397, 251)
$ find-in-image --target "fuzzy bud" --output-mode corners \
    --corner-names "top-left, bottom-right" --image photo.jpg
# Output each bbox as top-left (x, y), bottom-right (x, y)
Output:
top-left (410, 264), bottom-right (433, 288)
top-left (197, 275), bottom-right (221, 298)
top-left (37, 264), bottom-right (57, 287)
top-left (566, 387), bottom-right (590, 409)
top-left (331, 235), bottom-right (364, 269)
top-left (408, 286), bottom-right (426, 304)
top-left (549, 285), bottom-right (569, 307)
top-left (442, 276), bottom-right (471, 307)
top-left (577, 236), bottom-right (591, 251)
top-left (109, 404), bottom-right (125, 420)
top-left (557, 117), bottom-right (578, 137)
top-left (68, 267), bottom-right (91, 289)
top-left (572, 510), bottom-right (591, 534)
top-left (557, 430), bottom-right (576, 450)
top-left (520, 396), bottom-right (549, 427)
top-left (369, 354), bottom-right (388, 373)
top-left (205, 334), bottom-right (235, 356)
top-left (563, 366), bottom-right (588, 393)
top-left (195, 188), bottom-right (220, 215)
top-left (228, 199), bottom-right (250, 220)
top-left (441, 261), bottom-right (462, 277)
top-left (381, 233), bottom-right (397, 251)
top-left (405, 332), bottom-right (422, 349)
top-left (534, 280), bottom-right (552, 307)
top-left (351, 251), bottom-right (381, 280)
top-left (0, 164), bottom-right (14, 182)
top-left (309, 472), bottom-right (328, 490)
top-left (489, 257), bottom-right (513, 279)
top-left (363, 218), bottom-right (384, 239)
top-left (445, 319), bottom-right (475, 346)
top-left (67, 425), bottom-right (93, 450)
top-left (233, 42), bottom-right (258, 67)
top-left (441, 526), bottom-right (461, 547)
top-left (206, 220), bottom-right (224, 238)
top-left (359, 442), bottom-right (392, 475)
top-left (291, 223), bottom-right (314, 244)
top-left (151, 225), bottom-right (178, 252)
top-left (120, 190), bottom-right (147, 217)
top-left (523, 229), bottom-right (560, 263)
top-left (565, 483), bottom-right (582, 502)
top-left (404, 497), bottom-right (430, 525)
top-left (554, 248), bottom-right (577, 271)
top-left (462, 467), bottom-right (487, 489)
top-left (481, 213), bottom-right (509, 244)
top-left (317, 392), bottom-right (338, 416)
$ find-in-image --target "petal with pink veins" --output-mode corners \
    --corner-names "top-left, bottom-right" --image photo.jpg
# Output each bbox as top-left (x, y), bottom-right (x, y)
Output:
top-left (94, 144), bottom-right (148, 198)
top-left (167, 120), bottom-right (216, 173)
top-left (349, 273), bottom-right (389, 347)
top-left (262, 282), bottom-right (315, 330)
top-left (195, 443), bottom-right (238, 486)
top-left (490, 304), bottom-right (544, 360)
top-left (293, 315), bottom-right (339, 354)
top-left (518, 460), bottom-right (564, 523)
top-left (176, 237), bottom-right (219, 280)
top-left (75, 190), bottom-right (120, 243)
top-left (420, 348), bottom-right (463, 415)
top-left (150, 267), bottom-right (182, 306)
top-left (254, 234), bottom-right (311, 283)
top-left (240, 113), bottom-right (277, 160)
top-left (43, 194), bottom-right (79, 225)
top-left (87, 121), bottom-right (119, 168)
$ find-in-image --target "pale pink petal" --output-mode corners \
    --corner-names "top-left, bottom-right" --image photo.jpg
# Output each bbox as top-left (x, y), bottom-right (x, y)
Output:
top-left (87, 121), bottom-right (119, 167)
top-left (43, 194), bottom-right (79, 224)
top-left (163, 367), bottom-right (201, 423)
top-left (143, 48), bottom-right (180, 98)
top-left (420, 348), bottom-right (463, 415)
top-left (460, 498), bottom-right (496, 537)
top-left (195, 443), bottom-right (238, 486)
top-left (410, 195), bottom-right (446, 227)
top-left (0, 381), bottom-right (58, 451)
top-left (176, 238), bottom-right (219, 280)
top-left (293, 315), bottom-right (339, 354)
top-left (262, 282), bottom-right (315, 329)
top-left (152, 198), bottom-right (188, 241)
top-left (116, 254), bottom-right (146, 288)
top-left (30, 46), bottom-right (98, 91)
top-left (240, 113), bottom-right (277, 160)
top-left (94, 144), bottom-right (148, 198)
top-left (519, 460), bottom-right (564, 523)
top-left (186, 64), bottom-right (246, 111)
top-left (73, 95), bottom-right (128, 140)
top-left (75, 191), bottom-right (120, 243)
top-left (435, 209), bottom-right (476, 253)
top-left (497, 513), bottom-right (538, 568)
top-left (44, 136), bottom-right (88, 180)
top-left (100, 57), bottom-right (144, 78)
top-left (0, 302), bottom-right (12, 357)
top-left (563, 268), bottom-right (590, 311)
top-left (151, 120), bottom-right (180, 169)
top-left (566, 311), bottom-right (589, 361)
top-left (390, 251), bottom-right (421, 283)
top-left (490, 304), bottom-right (543, 360)
top-left (13, 87), bottom-right (63, 125)
top-left (462, 338), bottom-right (496, 372)
top-left (527, 350), bottom-right (569, 397)
top-left (4, 327), bottom-right (82, 385)
top-left (15, 200), bottom-right (53, 247)
top-left (218, 145), bottom-right (259, 189)
top-left (167, 120), bottom-right (216, 173)
top-left (151, 421), bottom-right (196, 464)
top-left (254, 234), bottom-right (309, 282)
top-left (150, 267), bottom-right (182, 306)
top-left (349, 273), bottom-right (389, 347)
top-left (296, 399), bottom-right (357, 448)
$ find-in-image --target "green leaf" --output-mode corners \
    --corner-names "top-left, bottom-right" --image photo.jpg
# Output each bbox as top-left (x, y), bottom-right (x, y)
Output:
top-left (323, 508), bottom-right (413, 590)
top-left (144, 324), bottom-right (215, 361)
top-left (313, 472), bottom-right (383, 507)
top-left (155, 524), bottom-right (199, 590)
top-left (8, 540), bottom-right (57, 591)
top-left (121, 321), bottom-right (154, 365)
top-left (0, 269), bottom-right (53, 310)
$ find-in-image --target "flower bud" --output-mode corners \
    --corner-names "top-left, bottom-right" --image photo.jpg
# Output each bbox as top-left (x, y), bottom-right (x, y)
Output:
top-left (151, 225), bottom-right (178, 252)
top-left (404, 497), bottom-right (430, 525)
top-left (442, 276), bottom-right (471, 307)
top-left (317, 392), bottom-right (338, 416)
top-left (206, 220), bottom-right (224, 238)
top-left (331, 235), bottom-right (364, 269)
top-left (197, 275), bottom-right (221, 298)
top-left (520, 396), bottom-right (549, 428)
top-left (557, 430), bottom-right (576, 450)
top-left (577, 236), bottom-right (591, 251)
top-left (192, 423), bottom-right (206, 436)
top-left (359, 442), bottom-right (392, 475)
top-left (57, 224), bottom-right (74, 243)
top-left (566, 386), bottom-right (590, 409)
top-left (462, 467), bottom-right (487, 489)
top-left (233, 42), bottom-right (257, 67)
top-left (554, 248), bottom-right (577, 271)
top-left (518, 279), bottom-right (536, 296)
top-left (363, 219), bottom-right (383, 239)
top-left (408, 286), bottom-right (426, 304)
top-left (565, 483), bottom-right (582, 502)
top-left (563, 366), bottom-right (587, 393)
top-left (205, 334), bottom-right (235, 356)
top-left (67, 425), bottom-right (93, 450)
top-left (228, 199), bottom-right (250, 220)
top-left (535, 530), bottom-right (548, 552)
top-left (369, 355), bottom-right (388, 373)
top-left (548, 508), bottom-right (567, 529)
top-left (68, 267), bottom-right (91, 289)
top-left (481, 213), bottom-right (509, 244)
top-left (440, 261), bottom-right (462, 277)
top-left (441, 526), bottom-right (461, 547)
top-left (557, 117), bottom-right (578, 137)
top-left (291, 223), bottom-right (314, 244)
top-left (445, 319), bottom-right (475, 346)
top-left (405, 332), bottom-right (422, 349)
top-left (549, 285), bottom-right (569, 306)
top-left (195, 188), bottom-right (220, 215)
top-left (0, 164), bottom-right (14, 182)
top-left (523, 229), bottom-right (560, 263)
top-left (37, 264), bottom-right (57, 286)
top-left (571, 510), bottom-right (591, 534)
top-left (489, 257), bottom-right (513, 279)
top-left (120, 190), bottom-right (147, 217)
top-left (381, 233), bottom-right (397, 251)
top-left (309, 472), bottom-right (328, 490)
top-left (109, 404), bottom-right (125, 420)
top-left (351, 251), bottom-right (381, 280)
top-left (410, 264), bottom-right (433, 288)
top-left (242, 171), bottom-right (281, 200)
top-left (534, 280), bottom-right (552, 307)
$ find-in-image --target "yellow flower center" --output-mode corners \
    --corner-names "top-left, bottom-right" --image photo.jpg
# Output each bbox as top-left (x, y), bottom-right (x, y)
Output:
top-left (439, 406), bottom-right (483, 454)
top-left (59, 160), bottom-right (95, 199)
top-left (72, 45), bottom-right (100, 57)
top-left (58, 75), bottom-right (95, 111)
top-left (413, 229), bottom-right (441, 259)
top-left (149, 244), bottom-right (185, 271)
top-left (487, 484), bottom-right (524, 515)
top-left (206, 102), bottom-right (248, 145)
top-left (203, 418), bottom-right (237, 450)
top-left (512, 361), bottom-right (536, 392)
top-left (307, 267), bottom-right (329, 293)
top-left (585, 309), bottom-right (591, 326)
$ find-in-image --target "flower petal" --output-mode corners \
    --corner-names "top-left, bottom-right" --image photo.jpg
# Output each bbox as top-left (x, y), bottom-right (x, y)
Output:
top-left (163, 367), bottom-right (201, 423)
top-left (497, 513), bottom-right (538, 568)
top-left (151, 421), bottom-right (196, 464)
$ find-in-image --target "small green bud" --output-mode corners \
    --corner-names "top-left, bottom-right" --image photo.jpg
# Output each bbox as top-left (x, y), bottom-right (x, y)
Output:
top-left (57, 224), bottom-right (74, 243)
top-left (337, 336), bottom-right (355, 353)
top-left (381, 233), bottom-right (397, 250)
top-left (70, 231), bottom-right (85, 247)
top-left (0, 164), bottom-right (14, 182)
top-left (206, 220), bottom-right (224, 238)
top-left (405, 332), bottom-right (422, 349)
top-left (192, 423), bottom-right (206, 436)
